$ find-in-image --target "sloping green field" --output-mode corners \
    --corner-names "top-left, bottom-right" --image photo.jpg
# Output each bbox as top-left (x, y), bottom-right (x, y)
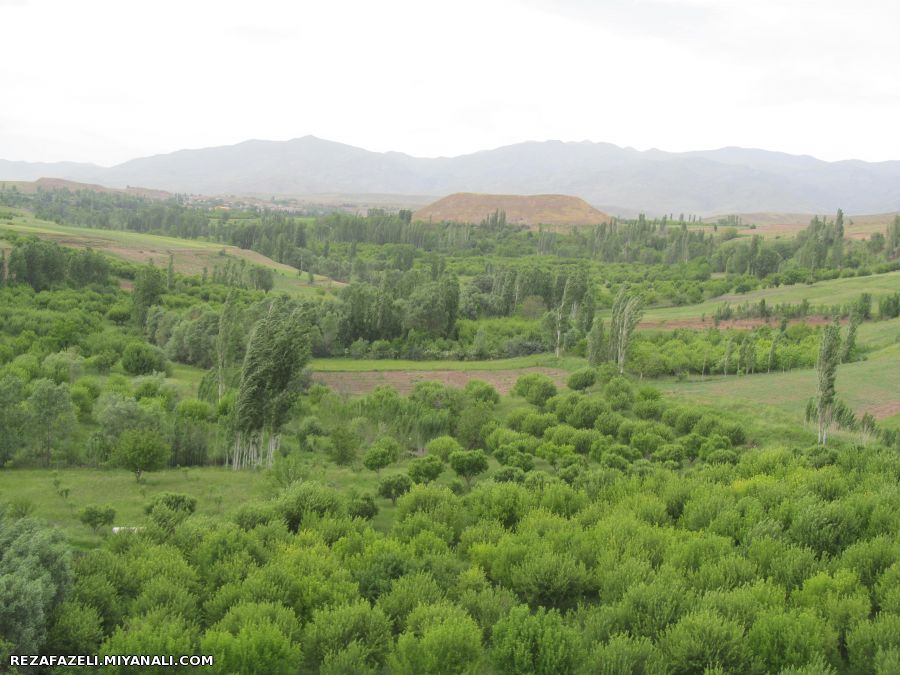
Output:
top-left (0, 212), bottom-right (341, 296)
top-left (662, 318), bottom-right (900, 430)
top-left (642, 271), bottom-right (900, 323)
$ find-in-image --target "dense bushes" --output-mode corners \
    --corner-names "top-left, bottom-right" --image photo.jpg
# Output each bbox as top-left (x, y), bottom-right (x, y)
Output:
top-left (5, 432), bottom-right (896, 672)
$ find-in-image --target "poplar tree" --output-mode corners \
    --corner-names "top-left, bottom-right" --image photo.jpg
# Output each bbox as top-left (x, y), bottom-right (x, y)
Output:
top-left (231, 299), bottom-right (310, 469)
top-left (167, 254), bottom-right (175, 290)
top-left (608, 289), bottom-right (644, 374)
top-left (215, 291), bottom-right (240, 401)
top-left (586, 317), bottom-right (606, 367)
top-left (815, 323), bottom-right (842, 445)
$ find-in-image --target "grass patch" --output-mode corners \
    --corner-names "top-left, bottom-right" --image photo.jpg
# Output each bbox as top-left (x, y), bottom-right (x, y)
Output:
top-left (640, 270), bottom-right (900, 323)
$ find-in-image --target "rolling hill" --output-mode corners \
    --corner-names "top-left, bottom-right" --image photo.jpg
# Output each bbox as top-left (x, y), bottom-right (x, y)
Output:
top-left (3, 136), bottom-right (900, 216)
top-left (413, 193), bottom-right (610, 227)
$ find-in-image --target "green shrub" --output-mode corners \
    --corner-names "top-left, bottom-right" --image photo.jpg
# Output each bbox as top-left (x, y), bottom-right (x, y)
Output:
top-left (566, 368), bottom-right (596, 391)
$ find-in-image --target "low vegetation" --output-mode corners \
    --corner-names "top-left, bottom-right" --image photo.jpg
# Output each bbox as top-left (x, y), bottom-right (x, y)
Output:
top-left (1, 187), bottom-right (898, 673)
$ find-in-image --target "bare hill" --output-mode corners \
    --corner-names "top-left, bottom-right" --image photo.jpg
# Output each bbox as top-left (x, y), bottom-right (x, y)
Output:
top-left (414, 193), bottom-right (610, 227)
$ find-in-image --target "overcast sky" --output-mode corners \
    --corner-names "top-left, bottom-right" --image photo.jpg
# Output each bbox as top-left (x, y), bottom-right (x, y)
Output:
top-left (1, 0), bottom-right (898, 165)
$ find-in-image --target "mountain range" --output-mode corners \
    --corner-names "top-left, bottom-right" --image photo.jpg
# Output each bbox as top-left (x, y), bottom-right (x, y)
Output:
top-left (3, 136), bottom-right (900, 217)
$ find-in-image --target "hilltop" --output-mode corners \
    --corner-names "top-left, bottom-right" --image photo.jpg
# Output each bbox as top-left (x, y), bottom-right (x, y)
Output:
top-left (414, 193), bottom-right (610, 227)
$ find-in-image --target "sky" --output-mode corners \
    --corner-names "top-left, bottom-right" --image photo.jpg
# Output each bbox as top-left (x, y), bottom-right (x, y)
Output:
top-left (1, 0), bottom-right (898, 166)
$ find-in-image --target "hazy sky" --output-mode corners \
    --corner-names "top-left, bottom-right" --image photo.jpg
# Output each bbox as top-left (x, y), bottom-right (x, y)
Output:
top-left (1, 0), bottom-right (898, 165)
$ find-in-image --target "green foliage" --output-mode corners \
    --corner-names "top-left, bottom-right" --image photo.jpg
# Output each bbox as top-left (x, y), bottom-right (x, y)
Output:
top-left (448, 450), bottom-right (489, 488)
top-left (408, 455), bottom-right (445, 484)
top-left (114, 430), bottom-right (171, 482)
top-left (391, 602), bottom-right (484, 675)
top-left (512, 373), bottom-right (557, 408)
top-left (425, 435), bottom-right (463, 461)
top-left (660, 610), bottom-right (749, 673)
top-left (79, 505), bottom-right (115, 533)
top-left (122, 341), bottom-right (167, 375)
top-left (567, 367), bottom-right (597, 391)
top-left (303, 600), bottom-right (392, 671)
top-left (378, 474), bottom-right (413, 506)
top-left (0, 514), bottom-right (72, 654)
top-left (491, 605), bottom-right (582, 674)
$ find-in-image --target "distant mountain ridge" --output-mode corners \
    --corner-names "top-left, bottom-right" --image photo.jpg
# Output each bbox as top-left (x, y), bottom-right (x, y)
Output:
top-left (3, 136), bottom-right (900, 216)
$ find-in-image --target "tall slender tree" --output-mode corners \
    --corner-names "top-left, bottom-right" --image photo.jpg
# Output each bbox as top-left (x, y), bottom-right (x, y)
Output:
top-left (586, 317), bottom-right (606, 367)
top-left (815, 323), bottom-right (842, 445)
top-left (231, 299), bottom-right (311, 469)
top-left (608, 289), bottom-right (644, 374)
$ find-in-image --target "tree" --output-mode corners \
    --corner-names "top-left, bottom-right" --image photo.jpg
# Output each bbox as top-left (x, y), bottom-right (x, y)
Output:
top-left (26, 379), bottom-right (76, 467)
top-left (408, 456), bottom-right (444, 485)
top-left (232, 299), bottom-right (311, 469)
top-left (586, 317), bottom-right (606, 366)
top-left (449, 450), bottom-right (488, 489)
top-left (391, 603), bottom-right (484, 675)
top-left (566, 367), bottom-right (596, 391)
top-left (815, 323), bottom-right (842, 445)
top-left (512, 374), bottom-right (557, 408)
top-left (0, 375), bottom-right (27, 466)
top-left (491, 605), bottom-right (582, 675)
top-left (114, 430), bottom-right (170, 482)
top-left (378, 474), bottom-right (413, 506)
top-left (215, 290), bottom-right (241, 400)
top-left (722, 338), bottom-right (734, 377)
top-left (841, 314), bottom-right (860, 363)
top-left (0, 515), bottom-right (72, 654)
top-left (99, 610), bottom-right (197, 669)
top-left (166, 254), bottom-right (175, 290)
top-left (79, 505), bottom-right (115, 534)
top-left (425, 435), bottom-right (463, 461)
top-left (302, 601), bottom-right (392, 672)
top-left (132, 262), bottom-right (165, 327)
top-left (122, 341), bottom-right (167, 375)
top-left (660, 610), bottom-right (749, 673)
top-left (363, 444), bottom-right (394, 475)
top-left (767, 332), bottom-right (781, 373)
top-left (608, 289), bottom-right (644, 374)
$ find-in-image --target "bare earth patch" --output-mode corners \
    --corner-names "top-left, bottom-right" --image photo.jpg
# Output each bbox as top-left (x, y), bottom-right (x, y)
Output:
top-left (315, 367), bottom-right (569, 396)
top-left (870, 401), bottom-right (900, 420)
top-left (640, 315), bottom-right (843, 331)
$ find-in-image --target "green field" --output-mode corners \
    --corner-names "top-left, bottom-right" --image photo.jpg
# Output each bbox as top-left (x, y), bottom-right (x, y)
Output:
top-left (663, 318), bottom-right (900, 430)
top-left (0, 212), bottom-right (342, 296)
top-left (0, 452), bottom-right (514, 550)
top-left (641, 270), bottom-right (900, 323)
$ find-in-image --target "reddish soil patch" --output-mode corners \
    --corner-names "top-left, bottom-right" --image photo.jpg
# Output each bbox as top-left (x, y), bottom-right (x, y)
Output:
top-left (414, 193), bottom-right (610, 228)
top-left (640, 315), bottom-right (843, 331)
top-left (315, 367), bottom-right (569, 396)
top-left (117, 278), bottom-right (134, 291)
top-left (870, 401), bottom-right (900, 420)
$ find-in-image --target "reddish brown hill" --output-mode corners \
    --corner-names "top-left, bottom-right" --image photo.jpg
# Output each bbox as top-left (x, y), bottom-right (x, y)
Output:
top-left (414, 193), bottom-right (610, 228)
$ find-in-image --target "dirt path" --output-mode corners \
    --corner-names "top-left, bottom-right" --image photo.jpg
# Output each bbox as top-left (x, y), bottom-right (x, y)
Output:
top-left (315, 367), bottom-right (569, 395)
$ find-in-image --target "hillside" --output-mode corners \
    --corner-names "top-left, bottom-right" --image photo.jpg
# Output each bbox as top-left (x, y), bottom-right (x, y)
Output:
top-left (0, 177), bottom-right (171, 200)
top-left (4, 136), bottom-right (900, 216)
top-left (414, 193), bottom-right (610, 227)
top-left (702, 210), bottom-right (899, 239)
